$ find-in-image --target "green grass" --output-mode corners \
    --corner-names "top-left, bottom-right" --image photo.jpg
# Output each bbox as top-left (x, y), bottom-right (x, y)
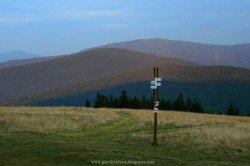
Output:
top-left (0, 107), bottom-right (250, 165)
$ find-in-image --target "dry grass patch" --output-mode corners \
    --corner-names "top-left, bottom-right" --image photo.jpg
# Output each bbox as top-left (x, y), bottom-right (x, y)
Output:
top-left (126, 109), bottom-right (250, 150)
top-left (0, 107), bottom-right (119, 133)
top-left (127, 109), bottom-right (250, 126)
top-left (155, 124), bottom-right (250, 150)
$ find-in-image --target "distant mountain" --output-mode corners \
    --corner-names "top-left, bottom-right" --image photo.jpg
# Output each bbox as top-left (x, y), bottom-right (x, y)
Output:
top-left (0, 50), bottom-right (42, 63)
top-left (0, 56), bottom-right (56, 69)
top-left (0, 48), bottom-right (196, 103)
top-left (1, 47), bottom-right (250, 113)
top-left (103, 38), bottom-right (250, 68)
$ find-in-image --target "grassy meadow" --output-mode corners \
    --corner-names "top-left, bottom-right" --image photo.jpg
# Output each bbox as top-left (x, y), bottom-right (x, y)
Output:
top-left (0, 107), bottom-right (250, 165)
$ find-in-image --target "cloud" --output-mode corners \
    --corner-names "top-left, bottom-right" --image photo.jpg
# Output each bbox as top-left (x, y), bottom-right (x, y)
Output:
top-left (0, 15), bottom-right (38, 24)
top-left (104, 23), bottom-right (128, 30)
top-left (58, 10), bottom-right (124, 20)
top-left (0, 1), bottom-right (133, 24)
top-left (0, 9), bottom-right (128, 24)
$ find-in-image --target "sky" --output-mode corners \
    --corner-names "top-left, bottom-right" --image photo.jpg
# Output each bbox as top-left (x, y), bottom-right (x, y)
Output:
top-left (0, 0), bottom-right (250, 56)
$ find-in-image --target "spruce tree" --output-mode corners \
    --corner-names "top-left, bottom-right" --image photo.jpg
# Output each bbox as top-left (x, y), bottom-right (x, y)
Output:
top-left (226, 104), bottom-right (239, 116)
top-left (94, 92), bottom-right (101, 108)
top-left (119, 90), bottom-right (128, 108)
top-left (175, 93), bottom-right (185, 110)
top-left (112, 98), bottom-right (120, 108)
top-left (165, 99), bottom-right (171, 110)
top-left (131, 96), bottom-right (141, 109)
top-left (85, 98), bottom-right (91, 107)
top-left (142, 96), bottom-right (147, 109)
top-left (185, 97), bottom-right (192, 111)
top-left (159, 98), bottom-right (165, 110)
top-left (191, 99), bottom-right (204, 113)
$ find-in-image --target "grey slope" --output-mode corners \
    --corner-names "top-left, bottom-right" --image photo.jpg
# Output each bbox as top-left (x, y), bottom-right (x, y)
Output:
top-left (103, 38), bottom-right (250, 68)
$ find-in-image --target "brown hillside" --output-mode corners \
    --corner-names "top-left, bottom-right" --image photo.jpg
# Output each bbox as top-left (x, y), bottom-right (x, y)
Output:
top-left (0, 48), bottom-right (250, 105)
top-left (103, 38), bottom-right (250, 68)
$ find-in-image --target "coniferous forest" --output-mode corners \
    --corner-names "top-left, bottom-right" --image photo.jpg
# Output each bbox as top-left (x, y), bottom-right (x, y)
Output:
top-left (86, 90), bottom-right (244, 116)
top-left (89, 90), bottom-right (205, 113)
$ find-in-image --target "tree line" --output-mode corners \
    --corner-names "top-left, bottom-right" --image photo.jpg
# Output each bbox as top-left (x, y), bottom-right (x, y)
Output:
top-left (85, 90), bottom-right (205, 113)
top-left (84, 90), bottom-right (244, 116)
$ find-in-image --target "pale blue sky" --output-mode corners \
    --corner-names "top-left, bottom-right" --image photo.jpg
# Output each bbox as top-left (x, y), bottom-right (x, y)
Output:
top-left (0, 0), bottom-right (250, 56)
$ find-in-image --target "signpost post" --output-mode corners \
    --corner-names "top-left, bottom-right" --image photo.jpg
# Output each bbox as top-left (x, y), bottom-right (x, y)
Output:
top-left (150, 67), bottom-right (161, 145)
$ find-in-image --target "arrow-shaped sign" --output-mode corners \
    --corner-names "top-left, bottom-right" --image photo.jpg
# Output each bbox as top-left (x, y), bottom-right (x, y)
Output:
top-left (150, 77), bottom-right (162, 89)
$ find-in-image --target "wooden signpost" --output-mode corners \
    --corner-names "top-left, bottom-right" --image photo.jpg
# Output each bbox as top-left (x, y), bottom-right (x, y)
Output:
top-left (150, 67), bottom-right (161, 145)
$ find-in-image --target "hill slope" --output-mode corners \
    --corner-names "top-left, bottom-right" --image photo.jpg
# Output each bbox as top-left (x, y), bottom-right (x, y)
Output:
top-left (0, 48), bottom-right (250, 107)
top-left (0, 48), bottom-right (195, 104)
top-left (103, 38), bottom-right (250, 68)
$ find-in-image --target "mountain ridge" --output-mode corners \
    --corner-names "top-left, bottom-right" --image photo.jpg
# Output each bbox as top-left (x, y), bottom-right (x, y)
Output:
top-left (0, 50), bottom-right (43, 63)
top-left (103, 38), bottom-right (250, 68)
